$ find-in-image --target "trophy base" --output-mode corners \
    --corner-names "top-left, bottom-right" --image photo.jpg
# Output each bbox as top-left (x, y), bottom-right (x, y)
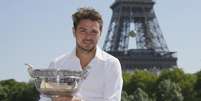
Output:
top-left (40, 88), bottom-right (78, 96)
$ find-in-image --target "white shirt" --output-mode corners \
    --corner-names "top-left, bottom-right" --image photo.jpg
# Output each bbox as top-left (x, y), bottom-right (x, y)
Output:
top-left (39, 47), bottom-right (123, 101)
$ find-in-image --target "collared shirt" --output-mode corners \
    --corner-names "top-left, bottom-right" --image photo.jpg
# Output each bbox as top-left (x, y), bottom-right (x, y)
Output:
top-left (39, 47), bottom-right (123, 101)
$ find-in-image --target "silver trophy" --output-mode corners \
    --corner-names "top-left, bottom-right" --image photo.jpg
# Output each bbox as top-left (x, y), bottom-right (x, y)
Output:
top-left (25, 64), bottom-right (88, 99)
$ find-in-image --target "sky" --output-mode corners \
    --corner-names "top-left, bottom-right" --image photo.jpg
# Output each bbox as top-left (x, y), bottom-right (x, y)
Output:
top-left (0, 0), bottom-right (201, 82)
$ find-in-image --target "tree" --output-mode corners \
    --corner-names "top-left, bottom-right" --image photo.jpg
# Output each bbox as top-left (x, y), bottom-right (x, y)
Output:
top-left (159, 68), bottom-right (185, 83)
top-left (155, 79), bottom-right (183, 101)
top-left (124, 70), bottom-right (157, 96)
top-left (133, 88), bottom-right (153, 101)
top-left (194, 70), bottom-right (201, 100)
top-left (121, 91), bottom-right (134, 101)
top-left (0, 79), bottom-right (39, 101)
top-left (180, 74), bottom-right (197, 101)
top-left (121, 88), bottom-right (153, 101)
top-left (0, 84), bottom-right (9, 101)
top-left (159, 68), bottom-right (197, 101)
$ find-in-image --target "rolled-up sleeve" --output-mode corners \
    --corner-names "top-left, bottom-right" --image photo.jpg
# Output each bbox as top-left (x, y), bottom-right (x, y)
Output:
top-left (103, 59), bottom-right (123, 101)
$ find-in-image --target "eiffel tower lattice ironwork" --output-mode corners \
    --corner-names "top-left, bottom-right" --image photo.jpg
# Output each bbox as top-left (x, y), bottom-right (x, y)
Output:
top-left (103, 0), bottom-right (177, 71)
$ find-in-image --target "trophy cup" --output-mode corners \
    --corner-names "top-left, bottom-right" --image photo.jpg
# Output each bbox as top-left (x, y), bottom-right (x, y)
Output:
top-left (25, 64), bottom-right (88, 99)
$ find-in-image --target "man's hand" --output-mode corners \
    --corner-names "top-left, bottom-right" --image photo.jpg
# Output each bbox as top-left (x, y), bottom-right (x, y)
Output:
top-left (52, 96), bottom-right (81, 101)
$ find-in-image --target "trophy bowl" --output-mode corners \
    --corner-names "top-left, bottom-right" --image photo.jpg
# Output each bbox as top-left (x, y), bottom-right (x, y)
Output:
top-left (25, 64), bottom-right (87, 97)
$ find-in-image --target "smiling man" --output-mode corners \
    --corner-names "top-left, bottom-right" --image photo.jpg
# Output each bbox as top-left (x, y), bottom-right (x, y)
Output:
top-left (39, 7), bottom-right (123, 101)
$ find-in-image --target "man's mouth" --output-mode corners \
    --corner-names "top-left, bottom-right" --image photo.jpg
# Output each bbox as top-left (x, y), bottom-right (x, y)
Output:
top-left (83, 40), bottom-right (94, 44)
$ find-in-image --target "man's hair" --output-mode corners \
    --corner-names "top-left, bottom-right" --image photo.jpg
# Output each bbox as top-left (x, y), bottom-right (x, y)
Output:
top-left (72, 7), bottom-right (103, 31)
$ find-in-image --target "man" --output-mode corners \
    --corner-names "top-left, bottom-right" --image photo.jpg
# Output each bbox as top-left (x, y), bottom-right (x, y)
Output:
top-left (40, 7), bottom-right (123, 101)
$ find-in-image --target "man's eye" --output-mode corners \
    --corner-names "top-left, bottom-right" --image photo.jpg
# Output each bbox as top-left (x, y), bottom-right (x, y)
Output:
top-left (80, 29), bottom-right (86, 33)
top-left (92, 30), bottom-right (98, 34)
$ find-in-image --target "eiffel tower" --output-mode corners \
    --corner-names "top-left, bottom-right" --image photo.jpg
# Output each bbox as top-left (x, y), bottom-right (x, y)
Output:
top-left (103, 0), bottom-right (177, 71)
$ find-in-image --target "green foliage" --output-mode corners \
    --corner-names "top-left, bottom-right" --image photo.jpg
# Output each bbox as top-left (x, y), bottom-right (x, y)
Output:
top-left (158, 68), bottom-right (197, 101)
top-left (123, 70), bottom-right (157, 96)
top-left (121, 91), bottom-right (134, 101)
top-left (128, 31), bottom-right (136, 38)
top-left (122, 68), bottom-right (201, 101)
top-left (122, 72), bottom-right (133, 92)
top-left (194, 71), bottom-right (201, 100)
top-left (180, 74), bottom-right (197, 101)
top-left (158, 68), bottom-right (185, 83)
top-left (133, 88), bottom-right (152, 101)
top-left (1, 68), bottom-right (201, 101)
top-left (121, 88), bottom-right (153, 101)
top-left (155, 79), bottom-right (183, 101)
top-left (0, 79), bottom-right (39, 101)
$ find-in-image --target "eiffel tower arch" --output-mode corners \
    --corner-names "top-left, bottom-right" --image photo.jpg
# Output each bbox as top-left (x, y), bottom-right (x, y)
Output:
top-left (103, 0), bottom-right (177, 71)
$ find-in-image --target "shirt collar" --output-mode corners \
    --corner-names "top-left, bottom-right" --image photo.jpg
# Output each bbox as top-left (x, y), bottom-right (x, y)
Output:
top-left (95, 46), bottom-right (104, 61)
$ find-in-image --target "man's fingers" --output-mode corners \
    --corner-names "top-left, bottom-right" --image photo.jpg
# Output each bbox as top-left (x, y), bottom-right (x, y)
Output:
top-left (53, 96), bottom-right (73, 101)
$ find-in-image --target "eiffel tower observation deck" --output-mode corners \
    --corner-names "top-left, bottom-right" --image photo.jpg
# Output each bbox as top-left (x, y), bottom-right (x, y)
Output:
top-left (103, 0), bottom-right (177, 71)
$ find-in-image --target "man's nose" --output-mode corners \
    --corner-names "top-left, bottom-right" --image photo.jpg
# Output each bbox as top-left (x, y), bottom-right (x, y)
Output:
top-left (85, 35), bottom-right (93, 40)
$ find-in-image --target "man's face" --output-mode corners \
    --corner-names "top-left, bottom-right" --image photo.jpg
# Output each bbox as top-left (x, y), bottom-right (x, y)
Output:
top-left (74, 19), bottom-right (101, 52)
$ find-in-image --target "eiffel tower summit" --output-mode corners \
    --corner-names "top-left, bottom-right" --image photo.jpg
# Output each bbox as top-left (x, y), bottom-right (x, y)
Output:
top-left (103, 0), bottom-right (177, 71)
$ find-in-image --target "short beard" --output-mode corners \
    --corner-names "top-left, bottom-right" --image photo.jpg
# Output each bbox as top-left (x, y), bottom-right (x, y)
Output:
top-left (77, 44), bottom-right (95, 53)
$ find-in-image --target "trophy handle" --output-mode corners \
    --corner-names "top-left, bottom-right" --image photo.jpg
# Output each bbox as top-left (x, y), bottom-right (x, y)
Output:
top-left (25, 63), bottom-right (34, 77)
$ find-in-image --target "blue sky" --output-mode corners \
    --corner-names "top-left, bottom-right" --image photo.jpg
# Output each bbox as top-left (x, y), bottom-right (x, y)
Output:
top-left (0, 0), bottom-right (201, 82)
